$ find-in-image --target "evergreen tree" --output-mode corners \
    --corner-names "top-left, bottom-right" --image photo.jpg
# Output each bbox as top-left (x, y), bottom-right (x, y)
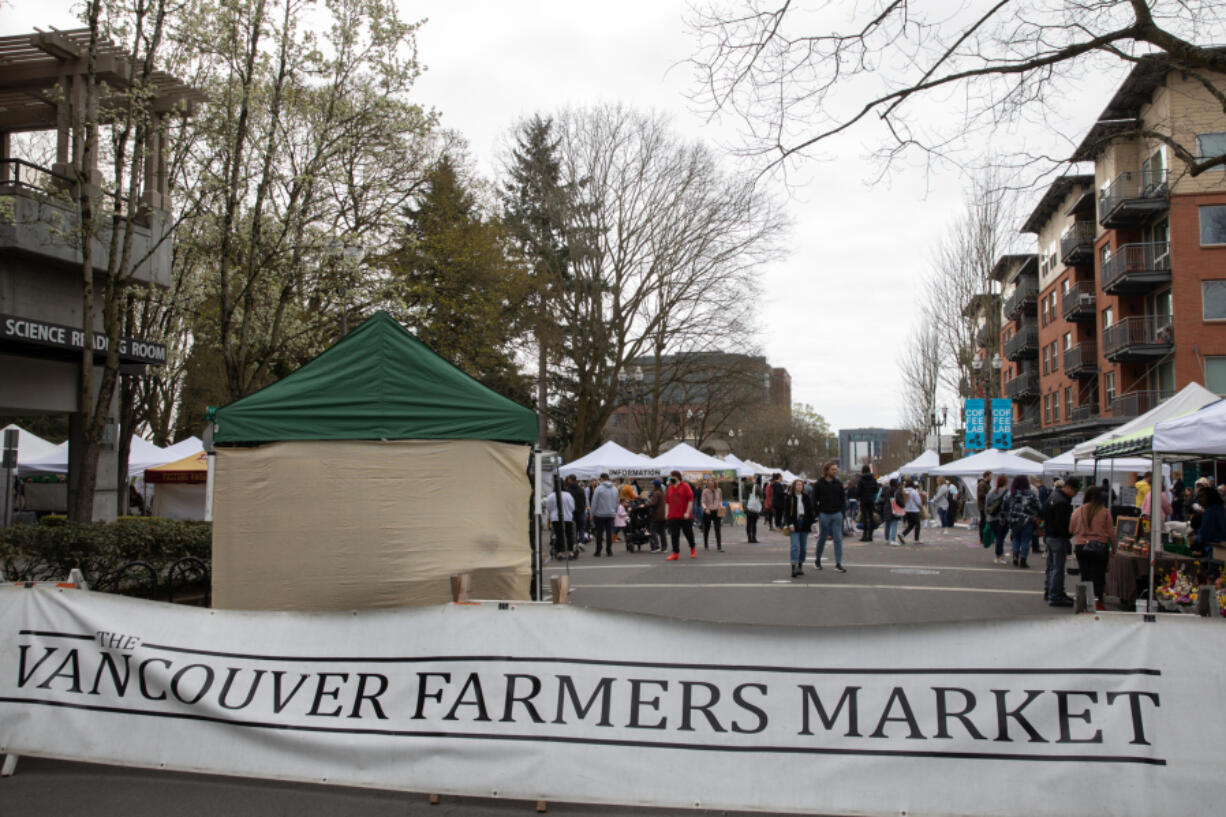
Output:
top-left (384, 155), bottom-right (533, 403)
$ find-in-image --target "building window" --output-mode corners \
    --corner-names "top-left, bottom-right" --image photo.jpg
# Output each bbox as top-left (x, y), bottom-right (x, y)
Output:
top-left (1041, 299), bottom-right (1049, 326)
top-left (1065, 386), bottom-right (1073, 418)
top-left (1202, 206), bottom-right (1226, 246)
top-left (1052, 393), bottom-right (1059, 423)
top-left (1197, 132), bottom-right (1226, 161)
top-left (1103, 306), bottom-right (1114, 328)
top-left (1206, 357), bottom-right (1226, 394)
top-left (1044, 394), bottom-right (1051, 424)
top-left (1042, 346), bottom-right (1050, 375)
top-left (1105, 371), bottom-right (1116, 405)
top-left (1063, 331), bottom-right (1072, 350)
top-left (1061, 278), bottom-right (1070, 296)
top-left (1100, 242), bottom-right (1111, 268)
top-left (1204, 281), bottom-right (1226, 321)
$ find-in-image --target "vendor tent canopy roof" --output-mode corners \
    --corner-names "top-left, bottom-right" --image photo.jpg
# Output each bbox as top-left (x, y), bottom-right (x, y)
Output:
top-left (1153, 397), bottom-right (1226, 457)
top-left (931, 448), bottom-right (1044, 478)
top-left (210, 311), bottom-right (537, 444)
top-left (647, 442), bottom-right (733, 474)
top-left (559, 440), bottom-right (654, 479)
top-left (1, 424), bottom-right (59, 463)
top-left (1081, 383), bottom-right (1220, 459)
top-left (1042, 448), bottom-right (1157, 476)
top-left (722, 453), bottom-right (757, 478)
top-left (145, 450), bottom-right (208, 484)
top-left (898, 449), bottom-right (940, 474)
top-left (18, 434), bottom-right (200, 477)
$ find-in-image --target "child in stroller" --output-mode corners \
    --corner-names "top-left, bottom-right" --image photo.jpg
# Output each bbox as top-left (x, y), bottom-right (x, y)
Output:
top-left (624, 498), bottom-right (654, 552)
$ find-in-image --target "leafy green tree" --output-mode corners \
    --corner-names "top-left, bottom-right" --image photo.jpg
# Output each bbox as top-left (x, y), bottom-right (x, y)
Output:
top-left (383, 156), bottom-right (533, 403)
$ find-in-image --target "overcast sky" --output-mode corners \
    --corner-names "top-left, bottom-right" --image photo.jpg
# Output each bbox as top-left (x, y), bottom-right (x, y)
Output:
top-left (10, 0), bottom-right (1140, 433)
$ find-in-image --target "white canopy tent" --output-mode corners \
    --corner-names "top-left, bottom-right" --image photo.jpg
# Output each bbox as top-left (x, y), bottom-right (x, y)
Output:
top-left (898, 449), bottom-right (940, 475)
top-left (1042, 448), bottom-right (1161, 477)
top-left (18, 435), bottom-right (202, 478)
top-left (558, 440), bottom-right (655, 480)
top-left (1010, 446), bottom-right (1049, 463)
top-left (1, 424), bottom-right (60, 464)
top-left (647, 442), bottom-right (736, 474)
top-left (931, 448), bottom-right (1044, 478)
top-left (1072, 383), bottom-right (1219, 460)
top-left (721, 453), bottom-right (757, 478)
top-left (1152, 397), bottom-right (1226, 457)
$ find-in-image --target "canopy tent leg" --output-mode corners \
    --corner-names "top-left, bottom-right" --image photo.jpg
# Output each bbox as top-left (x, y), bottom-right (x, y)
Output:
top-left (1148, 451), bottom-right (1162, 614)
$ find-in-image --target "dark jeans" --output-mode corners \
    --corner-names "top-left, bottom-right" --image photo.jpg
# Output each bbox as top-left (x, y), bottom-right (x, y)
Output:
top-left (668, 517), bottom-right (696, 553)
top-left (990, 520), bottom-right (1008, 557)
top-left (773, 505), bottom-right (785, 529)
top-left (1044, 536), bottom-right (1071, 601)
top-left (593, 516), bottom-right (615, 555)
top-left (1074, 544), bottom-right (1110, 601)
top-left (1011, 522), bottom-right (1034, 559)
top-left (649, 520), bottom-right (667, 551)
top-left (901, 511), bottom-right (921, 541)
top-left (551, 521), bottom-right (574, 556)
top-left (745, 511), bottom-right (760, 541)
top-left (859, 503), bottom-right (875, 540)
top-left (702, 511), bottom-right (722, 548)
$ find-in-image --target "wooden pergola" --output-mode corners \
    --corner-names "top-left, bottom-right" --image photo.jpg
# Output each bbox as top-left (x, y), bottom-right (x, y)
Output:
top-left (0, 28), bottom-right (203, 212)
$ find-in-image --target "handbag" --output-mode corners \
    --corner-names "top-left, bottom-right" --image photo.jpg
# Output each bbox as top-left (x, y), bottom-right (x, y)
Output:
top-left (717, 506), bottom-right (726, 518)
top-left (1081, 540), bottom-right (1111, 555)
top-left (982, 522), bottom-right (994, 548)
top-left (746, 494), bottom-right (762, 513)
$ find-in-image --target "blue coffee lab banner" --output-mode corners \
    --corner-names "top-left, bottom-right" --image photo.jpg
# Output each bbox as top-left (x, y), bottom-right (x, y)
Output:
top-left (964, 399), bottom-right (985, 451)
top-left (992, 398), bottom-right (1014, 450)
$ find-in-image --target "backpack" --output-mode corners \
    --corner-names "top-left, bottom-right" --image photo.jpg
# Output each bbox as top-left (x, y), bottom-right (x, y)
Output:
top-left (986, 492), bottom-right (1003, 517)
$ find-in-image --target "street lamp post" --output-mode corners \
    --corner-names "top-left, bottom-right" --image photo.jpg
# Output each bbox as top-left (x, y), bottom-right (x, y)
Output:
top-left (617, 366), bottom-right (645, 451)
top-left (328, 239), bottom-right (366, 337)
top-left (929, 406), bottom-right (948, 459)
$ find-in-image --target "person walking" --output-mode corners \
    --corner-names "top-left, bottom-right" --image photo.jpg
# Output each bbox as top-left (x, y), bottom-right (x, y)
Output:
top-left (770, 474), bottom-right (788, 530)
top-left (762, 475), bottom-right (775, 531)
top-left (933, 477), bottom-right (954, 529)
top-left (1043, 476), bottom-right (1079, 607)
top-left (590, 473), bottom-right (619, 558)
top-left (647, 479), bottom-right (667, 552)
top-left (976, 471), bottom-right (992, 545)
top-left (1003, 474), bottom-right (1040, 568)
top-left (898, 478), bottom-right (925, 544)
top-left (813, 461), bottom-right (848, 572)
top-left (785, 478), bottom-right (815, 577)
top-left (855, 465), bottom-right (878, 542)
top-left (984, 475), bottom-right (1010, 564)
top-left (543, 486), bottom-right (576, 560)
top-left (565, 475), bottom-right (588, 547)
top-left (881, 478), bottom-right (903, 546)
top-left (744, 481), bottom-right (762, 543)
top-left (665, 470), bottom-right (697, 560)
top-left (700, 476), bottom-right (724, 551)
top-left (1070, 486), bottom-right (1114, 610)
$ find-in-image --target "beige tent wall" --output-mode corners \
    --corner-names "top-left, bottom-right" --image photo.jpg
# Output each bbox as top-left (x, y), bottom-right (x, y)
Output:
top-left (211, 440), bottom-right (531, 610)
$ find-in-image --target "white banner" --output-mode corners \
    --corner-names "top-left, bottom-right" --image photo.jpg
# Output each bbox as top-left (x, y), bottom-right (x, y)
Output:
top-left (2, 587), bottom-right (1224, 815)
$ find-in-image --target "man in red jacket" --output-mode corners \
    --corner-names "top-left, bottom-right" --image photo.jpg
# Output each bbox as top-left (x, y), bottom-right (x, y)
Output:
top-left (665, 470), bottom-right (697, 560)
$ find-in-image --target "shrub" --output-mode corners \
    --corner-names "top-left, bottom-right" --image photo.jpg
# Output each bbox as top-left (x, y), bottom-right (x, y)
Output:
top-left (0, 518), bottom-right (211, 592)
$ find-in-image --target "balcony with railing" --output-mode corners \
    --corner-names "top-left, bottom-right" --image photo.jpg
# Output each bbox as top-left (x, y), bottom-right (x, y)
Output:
top-left (1003, 278), bottom-right (1038, 321)
top-left (0, 158), bottom-right (172, 287)
top-left (1062, 342), bottom-right (1099, 378)
top-left (1061, 281), bottom-right (1097, 322)
top-left (1060, 221), bottom-right (1096, 267)
top-left (1013, 418), bottom-right (1041, 438)
top-left (1003, 326), bottom-right (1039, 361)
top-left (1102, 315), bottom-right (1174, 363)
top-left (975, 323), bottom-right (992, 348)
top-left (1099, 169), bottom-right (1170, 228)
top-left (1110, 389), bottom-right (1174, 419)
top-left (1068, 403), bottom-right (1100, 423)
top-left (1005, 370), bottom-right (1040, 401)
top-left (1100, 242), bottom-right (1171, 295)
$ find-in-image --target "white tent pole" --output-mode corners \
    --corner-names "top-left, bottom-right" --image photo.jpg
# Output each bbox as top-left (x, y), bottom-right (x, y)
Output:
top-left (1148, 450), bottom-right (1161, 614)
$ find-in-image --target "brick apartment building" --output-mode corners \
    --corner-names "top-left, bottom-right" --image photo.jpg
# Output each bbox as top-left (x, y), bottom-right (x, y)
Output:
top-left (976, 56), bottom-right (1226, 454)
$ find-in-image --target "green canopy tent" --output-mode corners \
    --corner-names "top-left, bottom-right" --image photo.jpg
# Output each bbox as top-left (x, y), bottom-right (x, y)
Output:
top-left (208, 311), bottom-right (537, 611)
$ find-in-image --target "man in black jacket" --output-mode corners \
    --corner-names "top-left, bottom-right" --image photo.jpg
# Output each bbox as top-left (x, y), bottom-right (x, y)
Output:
top-left (813, 462), bottom-right (848, 572)
top-left (1042, 477), bottom-right (1079, 607)
top-left (771, 476), bottom-right (788, 529)
top-left (855, 465), bottom-right (879, 542)
top-left (565, 475), bottom-right (588, 547)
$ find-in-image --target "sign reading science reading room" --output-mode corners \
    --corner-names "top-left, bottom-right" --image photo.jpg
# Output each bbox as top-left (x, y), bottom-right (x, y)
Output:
top-left (1, 588), bottom-right (1221, 817)
top-left (1, 314), bottom-right (166, 365)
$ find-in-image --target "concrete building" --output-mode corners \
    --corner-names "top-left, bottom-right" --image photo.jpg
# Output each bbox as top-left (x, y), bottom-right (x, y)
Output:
top-left (0, 30), bottom-right (199, 519)
top-left (971, 56), bottom-right (1226, 455)
top-left (838, 427), bottom-right (904, 474)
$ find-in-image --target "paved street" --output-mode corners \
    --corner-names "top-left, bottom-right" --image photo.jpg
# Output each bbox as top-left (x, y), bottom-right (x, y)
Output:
top-left (3, 519), bottom-right (1063, 817)
top-left (546, 519), bottom-right (1057, 627)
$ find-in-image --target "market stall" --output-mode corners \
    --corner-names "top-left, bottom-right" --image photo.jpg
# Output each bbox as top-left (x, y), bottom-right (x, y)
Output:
top-left (559, 440), bottom-right (655, 480)
top-left (208, 311), bottom-right (537, 612)
top-left (647, 442), bottom-right (736, 480)
top-left (897, 449), bottom-right (940, 476)
top-left (144, 450), bottom-right (208, 520)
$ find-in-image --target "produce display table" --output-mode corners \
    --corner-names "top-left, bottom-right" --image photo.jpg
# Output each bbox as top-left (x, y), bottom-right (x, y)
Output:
top-left (1105, 551), bottom-right (1200, 607)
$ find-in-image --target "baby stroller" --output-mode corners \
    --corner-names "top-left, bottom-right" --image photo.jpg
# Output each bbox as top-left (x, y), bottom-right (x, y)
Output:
top-left (625, 500), bottom-right (653, 552)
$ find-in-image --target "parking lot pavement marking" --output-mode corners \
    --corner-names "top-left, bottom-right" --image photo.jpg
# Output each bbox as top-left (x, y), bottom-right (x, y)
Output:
top-left (547, 561), bottom-right (1036, 575)
top-left (568, 582), bottom-right (1038, 595)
